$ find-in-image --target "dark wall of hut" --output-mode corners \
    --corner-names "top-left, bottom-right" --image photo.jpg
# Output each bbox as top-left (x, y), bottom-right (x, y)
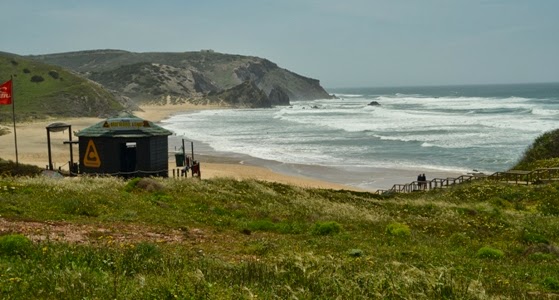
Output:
top-left (78, 136), bottom-right (168, 177)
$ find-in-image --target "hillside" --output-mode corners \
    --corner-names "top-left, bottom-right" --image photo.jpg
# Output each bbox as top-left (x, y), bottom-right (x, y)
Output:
top-left (1, 175), bottom-right (559, 298)
top-left (0, 52), bottom-right (124, 122)
top-left (29, 50), bottom-right (332, 106)
top-left (513, 128), bottom-right (559, 170)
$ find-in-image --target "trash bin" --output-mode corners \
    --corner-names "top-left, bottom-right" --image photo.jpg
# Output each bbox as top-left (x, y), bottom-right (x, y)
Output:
top-left (174, 153), bottom-right (185, 167)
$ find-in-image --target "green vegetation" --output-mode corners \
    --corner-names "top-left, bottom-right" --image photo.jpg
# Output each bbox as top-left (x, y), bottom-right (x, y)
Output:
top-left (0, 235), bottom-right (33, 257)
top-left (1, 129), bottom-right (559, 298)
top-left (476, 246), bottom-right (505, 259)
top-left (385, 222), bottom-right (411, 237)
top-left (0, 53), bottom-right (123, 122)
top-left (0, 175), bottom-right (558, 298)
top-left (31, 50), bottom-right (332, 104)
top-left (0, 159), bottom-right (42, 176)
top-left (514, 129), bottom-right (559, 170)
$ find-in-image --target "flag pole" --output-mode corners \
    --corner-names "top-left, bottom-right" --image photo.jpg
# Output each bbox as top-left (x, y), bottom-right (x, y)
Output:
top-left (11, 75), bottom-right (18, 166)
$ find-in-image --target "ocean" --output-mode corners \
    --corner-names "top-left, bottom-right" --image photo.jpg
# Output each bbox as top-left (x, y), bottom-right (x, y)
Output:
top-left (161, 82), bottom-right (559, 190)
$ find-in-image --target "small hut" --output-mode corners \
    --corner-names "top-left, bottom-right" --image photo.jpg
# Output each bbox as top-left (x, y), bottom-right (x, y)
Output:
top-left (75, 112), bottom-right (172, 177)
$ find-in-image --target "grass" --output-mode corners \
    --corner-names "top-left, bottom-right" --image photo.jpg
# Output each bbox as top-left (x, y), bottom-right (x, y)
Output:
top-left (0, 159), bottom-right (43, 177)
top-left (0, 175), bottom-right (559, 298)
top-left (514, 129), bottom-right (559, 170)
top-left (0, 53), bottom-right (123, 122)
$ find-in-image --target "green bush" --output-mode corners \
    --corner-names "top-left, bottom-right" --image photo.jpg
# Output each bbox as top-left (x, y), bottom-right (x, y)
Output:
top-left (522, 158), bottom-right (559, 171)
top-left (0, 158), bottom-right (43, 176)
top-left (543, 276), bottom-right (559, 291)
top-left (538, 194), bottom-right (559, 216)
top-left (386, 222), bottom-right (411, 237)
top-left (122, 242), bottom-right (162, 275)
top-left (61, 198), bottom-right (101, 217)
top-left (476, 246), bottom-right (504, 259)
top-left (347, 248), bottom-right (363, 257)
top-left (48, 70), bottom-right (59, 79)
top-left (529, 253), bottom-right (555, 262)
top-left (245, 220), bottom-right (304, 234)
top-left (514, 129), bottom-right (559, 169)
top-left (243, 239), bottom-right (276, 255)
top-left (520, 231), bottom-right (549, 244)
top-left (0, 234), bottom-right (33, 257)
top-left (30, 75), bottom-right (44, 83)
top-left (124, 177), bottom-right (142, 192)
top-left (449, 232), bottom-right (471, 247)
top-left (311, 221), bottom-right (342, 236)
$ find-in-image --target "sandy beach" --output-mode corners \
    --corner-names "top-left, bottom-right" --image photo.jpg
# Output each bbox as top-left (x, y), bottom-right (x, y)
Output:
top-left (0, 103), bottom-right (365, 191)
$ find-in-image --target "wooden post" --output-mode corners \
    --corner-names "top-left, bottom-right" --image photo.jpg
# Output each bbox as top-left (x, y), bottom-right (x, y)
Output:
top-left (191, 141), bottom-right (194, 162)
top-left (68, 125), bottom-right (74, 174)
top-left (47, 128), bottom-right (53, 170)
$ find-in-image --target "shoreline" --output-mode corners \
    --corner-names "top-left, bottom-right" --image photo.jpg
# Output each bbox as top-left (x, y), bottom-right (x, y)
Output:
top-left (166, 135), bottom-right (465, 191)
top-left (0, 104), bottom-right (367, 191)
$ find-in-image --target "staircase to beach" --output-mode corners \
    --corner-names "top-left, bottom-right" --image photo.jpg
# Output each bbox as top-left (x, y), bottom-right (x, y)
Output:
top-left (376, 167), bottom-right (559, 195)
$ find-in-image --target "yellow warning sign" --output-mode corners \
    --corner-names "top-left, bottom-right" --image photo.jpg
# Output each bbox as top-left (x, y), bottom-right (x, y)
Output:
top-left (83, 139), bottom-right (101, 168)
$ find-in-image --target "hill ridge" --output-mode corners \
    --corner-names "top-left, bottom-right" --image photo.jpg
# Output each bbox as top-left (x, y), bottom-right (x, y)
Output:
top-left (30, 49), bottom-right (332, 106)
top-left (0, 52), bottom-right (124, 121)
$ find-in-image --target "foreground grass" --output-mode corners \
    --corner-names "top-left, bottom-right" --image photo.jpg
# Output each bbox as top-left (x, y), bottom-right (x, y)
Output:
top-left (1, 176), bottom-right (559, 299)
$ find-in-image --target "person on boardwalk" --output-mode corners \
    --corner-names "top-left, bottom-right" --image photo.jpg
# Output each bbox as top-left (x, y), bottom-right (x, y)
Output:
top-left (417, 174), bottom-right (422, 190)
top-left (421, 173), bottom-right (427, 190)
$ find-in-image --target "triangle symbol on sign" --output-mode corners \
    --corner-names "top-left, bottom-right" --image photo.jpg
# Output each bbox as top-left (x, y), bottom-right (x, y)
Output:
top-left (83, 139), bottom-right (101, 168)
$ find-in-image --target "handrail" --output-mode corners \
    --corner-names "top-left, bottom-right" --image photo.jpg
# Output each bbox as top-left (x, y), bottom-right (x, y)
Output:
top-left (380, 167), bottom-right (559, 195)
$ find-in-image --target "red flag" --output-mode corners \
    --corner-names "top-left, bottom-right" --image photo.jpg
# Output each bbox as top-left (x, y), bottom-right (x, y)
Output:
top-left (0, 79), bottom-right (12, 105)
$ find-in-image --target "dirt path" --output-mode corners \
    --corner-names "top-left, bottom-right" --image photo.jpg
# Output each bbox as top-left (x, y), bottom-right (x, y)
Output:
top-left (0, 217), bottom-right (206, 245)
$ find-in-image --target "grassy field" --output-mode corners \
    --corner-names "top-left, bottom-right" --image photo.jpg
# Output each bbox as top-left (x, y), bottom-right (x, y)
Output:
top-left (1, 174), bottom-right (558, 299)
top-left (0, 53), bottom-right (122, 121)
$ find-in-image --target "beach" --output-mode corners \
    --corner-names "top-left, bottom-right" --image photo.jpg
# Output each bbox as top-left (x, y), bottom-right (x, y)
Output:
top-left (0, 103), bottom-right (366, 191)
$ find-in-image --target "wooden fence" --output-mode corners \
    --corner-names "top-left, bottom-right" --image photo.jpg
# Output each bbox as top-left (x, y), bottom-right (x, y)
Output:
top-left (375, 167), bottom-right (559, 195)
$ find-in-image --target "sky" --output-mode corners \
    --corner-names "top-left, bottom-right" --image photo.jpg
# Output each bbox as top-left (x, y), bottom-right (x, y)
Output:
top-left (2, 0), bottom-right (559, 88)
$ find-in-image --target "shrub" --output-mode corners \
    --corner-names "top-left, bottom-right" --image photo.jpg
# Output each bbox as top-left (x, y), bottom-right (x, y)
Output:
top-left (0, 159), bottom-right (43, 176)
top-left (386, 222), bottom-right (411, 237)
top-left (23, 68), bottom-right (30, 73)
top-left (243, 239), bottom-right (276, 255)
top-left (529, 253), bottom-right (555, 262)
top-left (520, 231), bottom-right (549, 244)
top-left (247, 220), bottom-right (277, 232)
top-left (543, 276), bottom-right (559, 291)
top-left (449, 232), bottom-right (471, 247)
top-left (514, 129), bottom-right (559, 169)
top-left (347, 248), bottom-right (363, 257)
top-left (122, 242), bottom-right (162, 275)
top-left (61, 198), bottom-right (101, 217)
top-left (311, 221), bottom-right (342, 236)
top-left (48, 70), bottom-right (60, 79)
top-left (30, 75), bottom-right (44, 83)
top-left (246, 220), bottom-right (304, 234)
top-left (523, 158), bottom-right (559, 171)
top-left (0, 234), bottom-right (33, 257)
top-left (124, 177), bottom-right (142, 192)
top-left (538, 194), bottom-right (559, 216)
top-left (476, 246), bottom-right (504, 259)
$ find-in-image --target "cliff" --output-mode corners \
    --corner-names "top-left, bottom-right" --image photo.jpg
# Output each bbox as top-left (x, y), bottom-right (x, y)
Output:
top-left (29, 50), bottom-right (332, 106)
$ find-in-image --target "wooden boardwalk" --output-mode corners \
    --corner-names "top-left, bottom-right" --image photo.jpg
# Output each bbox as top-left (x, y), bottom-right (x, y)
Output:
top-left (375, 167), bottom-right (559, 195)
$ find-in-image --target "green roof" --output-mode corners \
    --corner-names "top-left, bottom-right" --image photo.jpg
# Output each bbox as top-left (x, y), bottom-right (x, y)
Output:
top-left (76, 112), bottom-right (173, 138)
